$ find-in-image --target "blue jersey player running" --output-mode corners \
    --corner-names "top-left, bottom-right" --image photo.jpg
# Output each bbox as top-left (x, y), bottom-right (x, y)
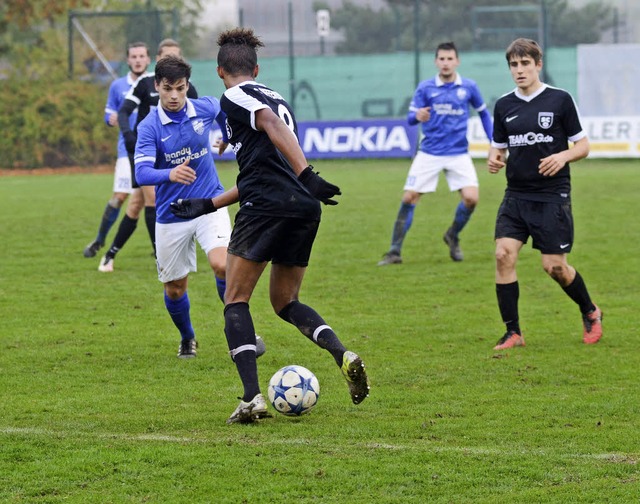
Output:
top-left (378, 41), bottom-right (493, 265)
top-left (83, 42), bottom-right (151, 259)
top-left (134, 55), bottom-right (265, 359)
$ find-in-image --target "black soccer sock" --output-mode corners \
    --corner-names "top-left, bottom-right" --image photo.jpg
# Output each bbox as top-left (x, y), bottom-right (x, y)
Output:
top-left (144, 206), bottom-right (156, 254)
top-left (562, 271), bottom-right (596, 314)
top-left (106, 214), bottom-right (138, 259)
top-left (496, 281), bottom-right (520, 333)
top-left (224, 302), bottom-right (260, 401)
top-left (278, 301), bottom-right (347, 366)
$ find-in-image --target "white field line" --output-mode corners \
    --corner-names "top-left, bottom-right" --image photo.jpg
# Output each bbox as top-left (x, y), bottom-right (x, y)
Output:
top-left (1, 426), bottom-right (637, 464)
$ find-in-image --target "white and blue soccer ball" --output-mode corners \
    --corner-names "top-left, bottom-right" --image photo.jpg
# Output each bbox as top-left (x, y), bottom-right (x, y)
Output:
top-left (268, 365), bottom-right (320, 416)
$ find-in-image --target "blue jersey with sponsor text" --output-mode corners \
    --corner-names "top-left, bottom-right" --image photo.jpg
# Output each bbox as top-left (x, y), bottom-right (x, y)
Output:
top-left (408, 74), bottom-right (488, 156)
top-left (134, 97), bottom-right (227, 224)
top-left (104, 74), bottom-right (139, 158)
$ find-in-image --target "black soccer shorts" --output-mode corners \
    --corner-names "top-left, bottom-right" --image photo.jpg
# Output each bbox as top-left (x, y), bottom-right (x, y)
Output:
top-left (228, 213), bottom-right (320, 267)
top-left (494, 197), bottom-right (574, 254)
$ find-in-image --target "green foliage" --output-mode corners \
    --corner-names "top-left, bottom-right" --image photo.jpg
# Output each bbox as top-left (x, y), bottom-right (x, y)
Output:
top-left (0, 159), bottom-right (639, 501)
top-left (0, 77), bottom-right (115, 168)
top-left (329, 0), bottom-right (615, 53)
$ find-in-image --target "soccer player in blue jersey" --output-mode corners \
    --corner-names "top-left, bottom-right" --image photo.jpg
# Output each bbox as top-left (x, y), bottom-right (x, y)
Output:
top-left (134, 55), bottom-right (233, 359)
top-left (170, 28), bottom-right (370, 424)
top-left (97, 40), bottom-right (198, 273)
top-left (488, 38), bottom-right (602, 350)
top-left (378, 41), bottom-right (493, 265)
top-left (83, 42), bottom-right (150, 259)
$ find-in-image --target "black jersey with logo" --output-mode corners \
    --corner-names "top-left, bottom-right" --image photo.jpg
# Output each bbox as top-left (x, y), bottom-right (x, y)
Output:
top-left (492, 85), bottom-right (586, 202)
top-left (220, 80), bottom-right (320, 220)
top-left (118, 75), bottom-right (198, 135)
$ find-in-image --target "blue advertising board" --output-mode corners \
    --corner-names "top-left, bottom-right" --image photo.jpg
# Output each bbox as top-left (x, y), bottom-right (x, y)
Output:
top-left (214, 118), bottom-right (418, 161)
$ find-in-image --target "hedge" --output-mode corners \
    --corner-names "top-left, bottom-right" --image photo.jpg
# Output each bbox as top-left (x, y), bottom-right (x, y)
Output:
top-left (0, 77), bottom-right (117, 169)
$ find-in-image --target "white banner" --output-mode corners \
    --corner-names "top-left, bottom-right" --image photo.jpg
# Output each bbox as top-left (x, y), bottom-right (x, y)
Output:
top-left (468, 116), bottom-right (640, 158)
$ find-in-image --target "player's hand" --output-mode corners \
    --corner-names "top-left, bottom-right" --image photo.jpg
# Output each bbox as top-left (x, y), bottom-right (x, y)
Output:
top-left (124, 131), bottom-right (137, 154)
top-left (298, 166), bottom-right (341, 205)
top-left (538, 152), bottom-right (567, 177)
top-left (169, 198), bottom-right (216, 219)
top-left (170, 158), bottom-right (197, 185)
top-left (488, 153), bottom-right (506, 174)
top-left (416, 107), bottom-right (431, 122)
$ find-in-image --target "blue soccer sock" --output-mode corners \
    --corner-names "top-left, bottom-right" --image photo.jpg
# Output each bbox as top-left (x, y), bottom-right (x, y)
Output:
top-left (390, 202), bottom-right (415, 254)
top-left (164, 292), bottom-right (195, 341)
top-left (450, 201), bottom-right (474, 236)
top-left (215, 277), bottom-right (226, 303)
top-left (96, 202), bottom-right (120, 245)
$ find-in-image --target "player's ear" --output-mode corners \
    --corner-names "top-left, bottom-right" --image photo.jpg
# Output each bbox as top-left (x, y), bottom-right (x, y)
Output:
top-left (216, 66), bottom-right (224, 79)
top-left (253, 64), bottom-right (259, 79)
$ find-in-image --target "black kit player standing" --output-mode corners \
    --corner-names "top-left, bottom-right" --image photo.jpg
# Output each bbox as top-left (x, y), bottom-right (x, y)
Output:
top-left (488, 38), bottom-right (602, 351)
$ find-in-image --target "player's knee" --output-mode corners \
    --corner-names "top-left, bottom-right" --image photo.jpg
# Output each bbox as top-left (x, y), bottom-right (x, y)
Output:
top-left (543, 263), bottom-right (568, 283)
top-left (495, 246), bottom-right (511, 265)
top-left (463, 196), bottom-right (478, 209)
top-left (164, 284), bottom-right (185, 300)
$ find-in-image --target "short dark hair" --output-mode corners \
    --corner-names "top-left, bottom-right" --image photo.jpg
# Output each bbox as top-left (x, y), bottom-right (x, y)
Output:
top-left (435, 41), bottom-right (458, 58)
top-left (505, 38), bottom-right (543, 64)
top-left (217, 27), bottom-right (264, 76)
top-left (127, 41), bottom-right (148, 57)
top-left (154, 54), bottom-right (191, 85)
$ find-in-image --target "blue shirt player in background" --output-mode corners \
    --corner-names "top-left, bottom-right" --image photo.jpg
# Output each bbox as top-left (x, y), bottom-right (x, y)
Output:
top-left (378, 41), bottom-right (493, 265)
top-left (83, 42), bottom-right (150, 259)
top-left (134, 55), bottom-right (261, 359)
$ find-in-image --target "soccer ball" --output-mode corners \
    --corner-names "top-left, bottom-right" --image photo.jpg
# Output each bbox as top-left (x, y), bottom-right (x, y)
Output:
top-left (267, 365), bottom-right (320, 416)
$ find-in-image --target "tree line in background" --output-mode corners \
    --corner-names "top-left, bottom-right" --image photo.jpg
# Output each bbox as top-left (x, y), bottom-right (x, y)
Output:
top-left (0, 0), bottom-right (617, 168)
top-left (0, 0), bottom-right (203, 168)
top-left (318, 0), bottom-right (615, 54)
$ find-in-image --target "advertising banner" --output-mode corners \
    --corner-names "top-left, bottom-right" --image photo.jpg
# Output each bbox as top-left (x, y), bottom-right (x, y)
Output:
top-left (215, 116), bottom-right (640, 162)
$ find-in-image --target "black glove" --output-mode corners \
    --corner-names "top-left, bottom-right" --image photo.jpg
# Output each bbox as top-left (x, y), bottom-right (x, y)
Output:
top-left (298, 165), bottom-right (341, 205)
top-left (169, 198), bottom-right (216, 219)
top-left (124, 131), bottom-right (137, 154)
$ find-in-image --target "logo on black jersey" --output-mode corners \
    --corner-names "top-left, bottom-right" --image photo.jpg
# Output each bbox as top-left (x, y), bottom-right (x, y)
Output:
top-left (538, 112), bottom-right (554, 129)
top-left (225, 121), bottom-right (232, 141)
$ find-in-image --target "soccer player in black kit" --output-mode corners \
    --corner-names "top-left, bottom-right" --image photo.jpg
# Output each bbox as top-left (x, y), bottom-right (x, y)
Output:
top-left (488, 38), bottom-right (602, 350)
top-left (170, 28), bottom-right (370, 424)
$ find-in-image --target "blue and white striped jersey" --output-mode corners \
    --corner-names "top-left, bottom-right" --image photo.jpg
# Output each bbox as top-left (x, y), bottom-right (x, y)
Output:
top-left (134, 97), bottom-right (227, 224)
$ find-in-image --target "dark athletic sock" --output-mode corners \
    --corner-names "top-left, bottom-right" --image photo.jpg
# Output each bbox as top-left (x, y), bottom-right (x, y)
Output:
top-left (562, 271), bottom-right (596, 314)
top-left (496, 281), bottom-right (520, 334)
top-left (389, 202), bottom-right (415, 254)
top-left (278, 300), bottom-right (347, 366)
top-left (224, 302), bottom-right (260, 401)
top-left (450, 201), bottom-right (474, 236)
top-left (96, 203), bottom-right (120, 244)
top-left (105, 214), bottom-right (138, 259)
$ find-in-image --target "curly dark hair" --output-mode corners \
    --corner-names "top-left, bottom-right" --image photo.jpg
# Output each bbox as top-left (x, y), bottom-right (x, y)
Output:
top-left (217, 28), bottom-right (265, 76)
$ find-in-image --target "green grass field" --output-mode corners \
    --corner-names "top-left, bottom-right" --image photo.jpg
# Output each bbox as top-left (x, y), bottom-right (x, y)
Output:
top-left (1, 158), bottom-right (639, 503)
